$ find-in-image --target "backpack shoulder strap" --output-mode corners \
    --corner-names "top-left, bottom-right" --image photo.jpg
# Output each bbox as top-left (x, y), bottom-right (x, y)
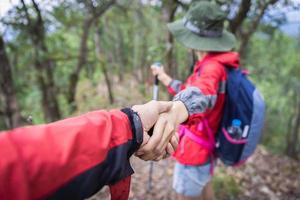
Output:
top-left (179, 120), bottom-right (216, 174)
top-left (179, 119), bottom-right (215, 151)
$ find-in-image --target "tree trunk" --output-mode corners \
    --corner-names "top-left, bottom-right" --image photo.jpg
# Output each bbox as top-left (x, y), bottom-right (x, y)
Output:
top-left (21, 0), bottom-right (61, 122)
top-left (94, 26), bottom-right (114, 104)
top-left (67, 0), bottom-right (116, 111)
top-left (33, 54), bottom-right (61, 121)
top-left (68, 18), bottom-right (93, 111)
top-left (286, 114), bottom-right (294, 153)
top-left (0, 36), bottom-right (22, 129)
top-left (131, 8), bottom-right (144, 84)
top-left (286, 95), bottom-right (300, 159)
top-left (229, 0), bottom-right (251, 34)
top-left (230, 0), bottom-right (279, 58)
top-left (140, 32), bottom-right (148, 84)
top-left (238, 33), bottom-right (251, 59)
top-left (162, 0), bottom-right (178, 78)
top-left (115, 26), bottom-right (125, 82)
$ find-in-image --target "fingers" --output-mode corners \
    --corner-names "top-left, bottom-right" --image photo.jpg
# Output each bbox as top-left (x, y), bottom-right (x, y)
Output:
top-left (145, 116), bottom-right (167, 152)
top-left (132, 100), bottom-right (173, 132)
top-left (151, 65), bottom-right (164, 72)
top-left (151, 65), bottom-right (159, 75)
top-left (169, 133), bottom-right (179, 153)
top-left (155, 122), bottom-right (175, 152)
top-left (134, 103), bottom-right (180, 161)
top-left (138, 150), bottom-right (157, 161)
top-left (138, 118), bottom-right (175, 161)
top-left (139, 119), bottom-right (167, 160)
top-left (134, 115), bottom-right (167, 161)
top-left (154, 151), bottom-right (166, 161)
top-left (166, 142), bottom-right (175, 155)
top-left (156, 101), bottom-right (173, 114)
top-left (141, 131), bottom-right (150, 147)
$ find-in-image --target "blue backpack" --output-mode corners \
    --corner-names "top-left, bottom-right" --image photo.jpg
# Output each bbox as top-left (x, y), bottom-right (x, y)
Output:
top-left (216, 67), bottom-right (266, 166)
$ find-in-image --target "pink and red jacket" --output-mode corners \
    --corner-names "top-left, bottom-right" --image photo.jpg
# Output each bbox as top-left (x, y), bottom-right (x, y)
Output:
top-left (168, 52), bottom-right (240, 165)
top-left (0, 109), bottom-right (142, 200)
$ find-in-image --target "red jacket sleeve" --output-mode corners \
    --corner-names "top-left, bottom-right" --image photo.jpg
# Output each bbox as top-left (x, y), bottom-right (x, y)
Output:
top-left (191, 61), bottom-right (224, 96)
top-left (167, 79), bottom-right (186, 96)
top-left (173, 61), bottom-right (225, 116)
top-left (0, 110), bottom-right (137, 200)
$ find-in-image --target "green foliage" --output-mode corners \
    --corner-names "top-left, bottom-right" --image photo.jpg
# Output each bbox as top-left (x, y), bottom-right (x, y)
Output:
top-left (245, 31), bottom-right (300, 154)
top-left (212, 169), bottom-right (241, 200)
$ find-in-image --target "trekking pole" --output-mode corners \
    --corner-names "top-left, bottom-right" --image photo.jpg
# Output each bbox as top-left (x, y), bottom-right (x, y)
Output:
top-left (147, 62), bottom-right (161, 193)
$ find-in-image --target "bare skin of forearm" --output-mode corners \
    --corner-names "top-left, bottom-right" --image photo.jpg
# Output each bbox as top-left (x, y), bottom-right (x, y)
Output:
top-left (158, 73), bottom-right (172, 86)
top-left (172, 101), bottom-right (189, 124)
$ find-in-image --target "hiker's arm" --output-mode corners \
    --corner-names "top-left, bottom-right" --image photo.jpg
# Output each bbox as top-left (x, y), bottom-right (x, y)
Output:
top-left (167, 79), bottom-right (186, 96)
top-left (0, 110), bottom-right (138, 199)
top-left (173, 62), bottom-right (224, 116)
top-left (0, 101), bottom-right (172, 200)
top-left (151, 65), bottom-right (185, 96)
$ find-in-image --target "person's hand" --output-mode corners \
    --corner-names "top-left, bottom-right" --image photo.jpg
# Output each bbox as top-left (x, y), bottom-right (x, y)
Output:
top-left (132, 100), bottom-right (173, 132)
top-left (150, 64), bottom-right (172, 86)
top-left (136, 101), bottom-right (188, 161)
top-left (136, 131), bottom-right (179, 161)
top-left (132, 101), bottom-right (173, 155)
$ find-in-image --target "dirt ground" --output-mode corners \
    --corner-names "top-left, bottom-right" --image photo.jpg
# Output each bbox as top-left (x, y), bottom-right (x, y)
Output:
top-left (90, 146), bottom-right (300, 200)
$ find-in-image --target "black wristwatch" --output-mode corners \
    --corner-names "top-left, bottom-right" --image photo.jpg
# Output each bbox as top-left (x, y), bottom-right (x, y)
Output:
top-left (121, 108), bottom-right (143, 152)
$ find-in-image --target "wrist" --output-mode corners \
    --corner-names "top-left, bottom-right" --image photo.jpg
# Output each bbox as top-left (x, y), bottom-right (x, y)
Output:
top-left (172, 101), bottom-right (189, 124)
top-left (160, 73), bottom-right (172, 86)
top-left (121, 108), bottom-right (143, 154)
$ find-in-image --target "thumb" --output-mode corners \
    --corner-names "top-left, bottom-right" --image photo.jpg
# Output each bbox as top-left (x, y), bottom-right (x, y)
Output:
top-left (157, 101), bottom-right (173, 114)
top-left (151, 67), bottom-right (159, 75)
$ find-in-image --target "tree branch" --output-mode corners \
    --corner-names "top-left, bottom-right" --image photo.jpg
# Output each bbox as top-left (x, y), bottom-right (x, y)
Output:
top-left (93, 0), bottom-right (117, 19)
top-left (238, 0), bottom-right (280, 57)
top-left (20, 0), bottom-right (32, 26)
top-left (31, 0), bottom-right (43, 24)
top-left (67, 0), bottom-right (117, 110)
top-left (244, 0), bottom-right (279, 37)
top-left (229, 0), bottom-right (251, 34)
top-left (174, 0), bottom-right (189, 10)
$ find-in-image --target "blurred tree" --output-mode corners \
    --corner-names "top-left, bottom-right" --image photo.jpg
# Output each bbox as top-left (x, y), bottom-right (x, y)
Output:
top-left (94, 23), bottom-right (114, 104)
top-left (246, 32), bottom-right (300, 159)
top-left (162, 0), bottom-right (179, 78)
top-left (286, 90), bottom-right (300, 159)
top-left (67, 0), bottom-right (116, 111)
top-left (20, 0), bottom-right (61, 122)
top-left (0, 35), bottom-right (22, 128)
top-left (229, 0), bottom-right (280, 57)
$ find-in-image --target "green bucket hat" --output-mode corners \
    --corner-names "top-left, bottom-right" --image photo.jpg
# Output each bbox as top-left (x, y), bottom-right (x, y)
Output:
top-left (167, 1), bottom-right (236, 52)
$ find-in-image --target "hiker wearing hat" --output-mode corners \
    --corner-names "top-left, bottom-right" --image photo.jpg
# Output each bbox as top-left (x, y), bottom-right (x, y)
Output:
top-left (151, 2), bottom-right (240, 199)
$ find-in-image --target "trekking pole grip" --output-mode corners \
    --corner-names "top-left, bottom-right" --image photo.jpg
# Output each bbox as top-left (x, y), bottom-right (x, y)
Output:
top-left (153, 62), bottom-right (161, 85)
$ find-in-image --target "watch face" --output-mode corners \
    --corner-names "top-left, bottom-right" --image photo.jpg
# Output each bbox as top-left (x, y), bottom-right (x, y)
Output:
top-left (133, 113), bottom-right (143, 144)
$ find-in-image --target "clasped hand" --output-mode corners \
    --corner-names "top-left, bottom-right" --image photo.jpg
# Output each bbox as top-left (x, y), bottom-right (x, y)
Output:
top-left (132, 100), bottom-right (188, 161)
